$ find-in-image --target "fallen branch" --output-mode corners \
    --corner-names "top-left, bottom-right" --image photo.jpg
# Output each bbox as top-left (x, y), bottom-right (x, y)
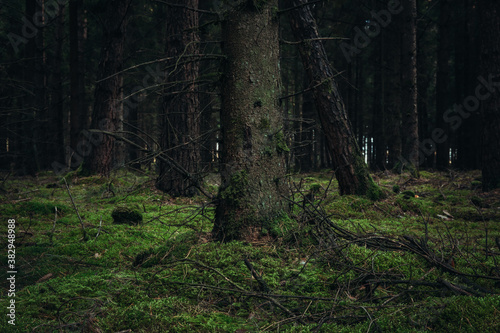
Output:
top-left (244, 258), bottom-right (270, 293)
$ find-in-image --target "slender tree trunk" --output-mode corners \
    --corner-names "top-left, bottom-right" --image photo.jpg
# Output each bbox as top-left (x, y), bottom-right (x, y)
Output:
top-left (435, 0), bottom-right (452, 169)
top-left (386, 24), bottom-right (401, 169)
top-left (213, 0), bottom-right (288, 242)
top-left (399, 0), bottom-right (419, 176)
top-left (200, 87), bottom-right (217, 172)
top-left (112, 74), bottom-right (125, 168)
top-left (298, 78), bottom-right (315, 172)
top-left (19, 0), bottom-right (45, 175)
top-left (456, 0), bottom-right (481, 169)
top-left (48, 4), bottom-right (65, 165)
top-left (479, 0), bottom-right (500, 191)
top-left (356, 58), bottom-right (365, 158)
top-left (69, 0), bottom-right (86, 161)
top-left (292, 58), bottom-right (303, 171)
top-left (373, 31), bottom-right (386, 171)
top-left (289, 0), bottom-right (382, 198)
top-left (156, 0), bottom-right (201, 197)
top-left (453, 0), bottom-right (466, 168)
top-left (82, 0), bottom-right (130, 176)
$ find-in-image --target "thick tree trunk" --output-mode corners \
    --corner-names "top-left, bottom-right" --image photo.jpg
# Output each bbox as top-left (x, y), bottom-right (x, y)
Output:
top-left (213, 0), bottom-right (288, 242)
top-left (399, 0), bottom-right (419, 176)
top-left (289, 0), bottom-right (382, 198)
top-left (156, 0), bottom-right (201, 197)
top-left (479, 1), bottom-right (500, 191)
top-left (82, 0), bottom-right (129, 176)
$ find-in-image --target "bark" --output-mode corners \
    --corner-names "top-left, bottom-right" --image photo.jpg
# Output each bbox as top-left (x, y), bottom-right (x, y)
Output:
top-left (399, 0), bottom-right (419, 176)
top-left (156, 0), bottom-right (201, 197)
top-left (479, 0), bottom-right (500, 191)
top-left (289, 0), bottom-right (382, 198)
top-left (213, 0), bottom-right (288, 242)
top-left (82, 0), bottom-right (130, 176)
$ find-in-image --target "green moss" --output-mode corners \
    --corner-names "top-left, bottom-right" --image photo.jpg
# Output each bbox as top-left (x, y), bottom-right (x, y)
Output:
top-left (365, 177), bottom-right (385, 200)
top-left (133, 232), bottom-right (196, 267)
top-left (274, 130), bottom-right (289, 154)
top-left (402, 190), bottom-right (416, 198)
top-left (112, 205), bottom-right (143, 225)
top-left (19, 201), bottom-right (65, 216)
top-left (309, 183), bottom-right (322, 193)
top-left (219, 170), bottom-right (248, 207)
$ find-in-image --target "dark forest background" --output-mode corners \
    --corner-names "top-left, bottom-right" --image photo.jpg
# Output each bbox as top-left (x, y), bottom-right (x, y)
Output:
top-left (0, 0), bottom-right (498, 189)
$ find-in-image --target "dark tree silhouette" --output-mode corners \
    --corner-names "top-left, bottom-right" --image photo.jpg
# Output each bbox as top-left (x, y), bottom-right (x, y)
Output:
top-left (479, 0), bottom-right (500, 191)
top-left (289, 0), bottom-right (382, 198)
top-left (156, 0), bottom-right (201, 197)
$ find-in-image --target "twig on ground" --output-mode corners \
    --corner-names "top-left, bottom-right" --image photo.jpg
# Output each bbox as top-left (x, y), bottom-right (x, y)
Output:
top-left (63, 177), bottom-right (87, 241)
top-left (95, 216), bottom-right (103, 240)
top-left (244, 258), bottom-right (270, 293)
top-left (50, 206), bottom-right (57, 244)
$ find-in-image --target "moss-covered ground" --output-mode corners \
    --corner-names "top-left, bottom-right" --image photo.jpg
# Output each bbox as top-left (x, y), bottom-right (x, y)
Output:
top-left (1, 169), bottom-right (499, 332)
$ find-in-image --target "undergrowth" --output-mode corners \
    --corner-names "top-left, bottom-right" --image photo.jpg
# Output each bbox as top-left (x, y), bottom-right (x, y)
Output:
top-left (0, 169), bottom-right (499, 332)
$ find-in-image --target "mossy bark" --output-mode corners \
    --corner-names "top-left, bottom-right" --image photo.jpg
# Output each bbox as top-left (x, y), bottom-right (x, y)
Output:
top-left (289, 0), bottom-right (383, 199)
top-left (213, 0), bottom-right (288, 241)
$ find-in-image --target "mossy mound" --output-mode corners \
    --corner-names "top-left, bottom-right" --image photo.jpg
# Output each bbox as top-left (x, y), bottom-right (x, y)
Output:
top-left (111, 206), bottom-right (143, 225)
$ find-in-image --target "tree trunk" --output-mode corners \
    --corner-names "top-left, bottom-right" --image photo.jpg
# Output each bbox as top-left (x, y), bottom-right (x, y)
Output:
top-left (372, 30), bottom-right (386, 171)
top-left (399, 0), bottom-right (419, 176)
top-left (297, 77), bottom-right (315, 172)
top-left (456, 0), bottom-right (481, 170)
top-left (213, 0), bottom-right (288, 242)
top-left (69, 0), bottom-right (87, 161)
top-left (48, 3), bottom-right (65, 166)
top-left (386, 23), bottom-right (401, 169)
top-left (479, 0), bottom-right (500, 191)
top-left (435, 0), bottom-right (452, 169)
top-left (156, 0), bottom-right (201, 197)
top-left (289, 0), bottom-right (382, 199)
top-left (82, 0), bottom-right (130, 176)
top-left (18, 0), bottom-right (46, 175)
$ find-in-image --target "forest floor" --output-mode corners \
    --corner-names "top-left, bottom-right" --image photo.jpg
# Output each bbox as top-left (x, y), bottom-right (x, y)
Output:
top-left (1, 169), bottom-right (499, 332)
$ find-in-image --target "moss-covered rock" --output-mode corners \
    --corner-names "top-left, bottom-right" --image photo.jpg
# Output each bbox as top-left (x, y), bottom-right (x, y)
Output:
top-left (111, 206), bottom-right (143, 225)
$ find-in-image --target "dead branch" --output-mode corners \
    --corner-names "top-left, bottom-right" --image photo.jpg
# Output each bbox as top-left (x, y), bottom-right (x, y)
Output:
top-left (62, 177), bottom-right (87, 241)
